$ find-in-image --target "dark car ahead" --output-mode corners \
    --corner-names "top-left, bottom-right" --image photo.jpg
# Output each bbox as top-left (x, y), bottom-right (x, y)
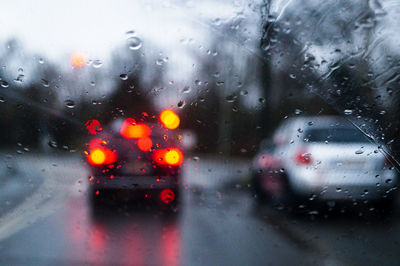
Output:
top-left (84, 110), bottom-right (183, 210)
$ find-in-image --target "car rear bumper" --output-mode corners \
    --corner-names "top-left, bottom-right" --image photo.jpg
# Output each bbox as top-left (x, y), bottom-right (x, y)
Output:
top-left (288, 169), bottom-right (397, 200)
top-left (89, 175), bottom-right (179, 190)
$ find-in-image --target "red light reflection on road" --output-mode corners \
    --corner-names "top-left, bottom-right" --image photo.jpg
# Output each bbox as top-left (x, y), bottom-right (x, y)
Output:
top-left (161, 225), bottom-right (180, 266)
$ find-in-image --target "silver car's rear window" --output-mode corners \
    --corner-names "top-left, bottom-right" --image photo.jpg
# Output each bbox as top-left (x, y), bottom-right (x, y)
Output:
top-left (304, 127), bottom-right (369, 143)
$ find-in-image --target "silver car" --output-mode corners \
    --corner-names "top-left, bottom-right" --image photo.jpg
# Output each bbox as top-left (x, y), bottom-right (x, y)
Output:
top-left (252, 116), bottom-right (398, 209)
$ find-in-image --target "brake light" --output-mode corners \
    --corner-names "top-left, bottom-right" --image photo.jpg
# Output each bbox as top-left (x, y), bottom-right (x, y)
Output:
top-left (138, 137), bottom-right (152, 151)
top-left (154, 148), bottom-right (183, 166)
top-left (87, 148), bottom-right (117, 165)
top-left (160, 110), bottom-right (180, 129)
top-left (120, 118), bottom-right (151, 139)
top-left (89, 149), bottom-right (106, 165)
top-left (86, 138), bottom-right (117, 165)
top-left (295, 149), bottom-right (312, 165)
top-left (160, 189), bottom-right (175, 204)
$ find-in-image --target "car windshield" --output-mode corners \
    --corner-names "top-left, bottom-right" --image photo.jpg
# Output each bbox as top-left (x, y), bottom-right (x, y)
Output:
top-left (0, 0), bottom-right (399, 265)
top-left (305, 127), bottom-right (370, 143)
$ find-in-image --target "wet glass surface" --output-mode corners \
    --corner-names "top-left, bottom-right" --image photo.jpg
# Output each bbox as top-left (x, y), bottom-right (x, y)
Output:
top-left (0, 0), bottom-right (399, 265)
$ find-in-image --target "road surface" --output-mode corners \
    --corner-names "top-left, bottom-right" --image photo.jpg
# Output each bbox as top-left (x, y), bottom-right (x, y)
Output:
top-left (0, 152), bottom-right (398, 265)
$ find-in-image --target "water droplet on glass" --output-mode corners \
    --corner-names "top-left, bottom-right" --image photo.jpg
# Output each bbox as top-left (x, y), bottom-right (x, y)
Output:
top-left (344, 109), bottom-right (353, 115)
top-left (225, 95), bottom-right (236, 103)
top-left (177, 100), bottom-right (186, 108)
top-left (216, 81), bottom-right (224, 86)
top-left (120, 74), bottom-right (128, 80)
top-left (92, 60), bottom-right (103, 68)
top-left (385, 179), bottom-right (392, 184)
top-left (48, 140), bottom-right (58, 149)
top-left (38, 58), bottom-right (44, 64)
top-left (183, 86), bottom-right (191, 93)
top-left (156, 59), bottom-right (164, 66)
top-left (65, 100), bottom-right (76, 109)
top-left (195, 80), bottom-right (202, 85)
top-left (1, 80), bottom-right (9, 88)
top-left (355, 149), bottom-right (364, 155)
top-left (240, 90), bottom-right (248, 96)
top-left (90, 81), bottom-right (96, 86)
top-left (289, 73), bottom-right (296, 79)
top-left (295, 109), bottom-right (302, 115)
top-left (127, 36), bottom-right (142, 50)
top-left (336, 187), bottom-right (342, 192)
top-left (0, 96), bottom-right (5, 103)
top-left (41, 79), bottom-right (49, 87)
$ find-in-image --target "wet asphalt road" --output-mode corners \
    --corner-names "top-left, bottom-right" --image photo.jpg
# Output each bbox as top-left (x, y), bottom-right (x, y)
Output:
top-left (0, 153), bottom-right (399, 265)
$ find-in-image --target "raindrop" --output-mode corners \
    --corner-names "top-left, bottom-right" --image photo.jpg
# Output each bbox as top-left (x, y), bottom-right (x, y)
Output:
top-left (92, 60), bottom-right (103, 68)
top-left (120, 74), bottom-right (128, 80)
top-left (225, 95), bottom-right (236, 102)
top-left (308, 121), bottom-right (314, 126)
top-left (240, 90), bottom-right (248, 96)
top-left (48, 140), bottom-right (58, 149)
top-left (289, 73), bottom-right (296, 79)
top-left (336, 187), bottom-right (342, 192)
top-left (183, 86), bottom-right (191, 93)
top-left (127, 36), bottom-right (142, 50)
top-left (1, 80), bottom-right (9, 88)
top-left (90, 81), bottom-right (96, 86)
top-left (194, 80), bottom-right (202, 85)
top-left (216, 81), bottom-right (224, 86)
top-left (38, 58), bottom-right (45, 64)
top-left (258, 97), bottom-right (266, 103)
top-left (65, 99), bottom-right (76, 109)
top-left (126, 30), bottom-right (135, 36)
top-left (177, 100), bottom-right (186, 108)
top-left (385, 179), bottom-right (392, 184)
top-left (156, 59), bottom-right (164, 66)
top-left (14, 74), bottom-right (24, 83)
top-left (295, 109), bottom-right (302, 115)
top-left (41, 79), bottom-right (49, 87)
top-left (355, 149), bottom-right (364, 154)
top-left (344, 109), bottom-right (353, 115)
top-left (0, 96), bottom-right (5, 103)
top-left (297, 128), bottom-right (303, 133)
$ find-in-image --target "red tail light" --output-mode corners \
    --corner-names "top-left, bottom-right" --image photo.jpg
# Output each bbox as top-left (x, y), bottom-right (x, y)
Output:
top-left (87, 148), bottom-right (117, 165)
top-left (153, 148), bottom-right (184, 166)
top-left (160, 110), bottom-right (180, 129)
top-left (160, 189), bottom-right (175, 204)
top-left (295, 149), bottom-right (312, 165)
top-left (120, 118), bottom-right (151, 139)
top-left (137, 137), bottom-right (152, 151)
top-left (86, 138), bottom-right (117, 165)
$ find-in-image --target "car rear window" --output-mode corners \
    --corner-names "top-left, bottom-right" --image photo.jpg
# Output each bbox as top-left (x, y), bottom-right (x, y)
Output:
top-left (304, 127), bottom-right (370, 143)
